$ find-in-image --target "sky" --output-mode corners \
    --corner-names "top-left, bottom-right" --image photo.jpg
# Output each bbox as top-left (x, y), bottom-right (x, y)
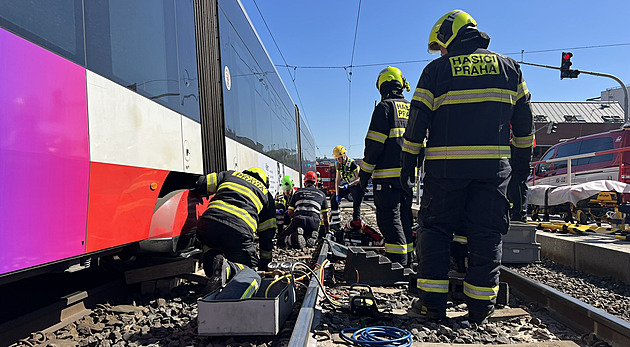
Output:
top-left (239, 0), bottom-right (630, 159)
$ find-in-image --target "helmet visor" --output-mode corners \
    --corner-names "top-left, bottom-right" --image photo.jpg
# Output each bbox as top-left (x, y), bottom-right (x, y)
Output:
top-left (428, 41), bottom-right (441, 55)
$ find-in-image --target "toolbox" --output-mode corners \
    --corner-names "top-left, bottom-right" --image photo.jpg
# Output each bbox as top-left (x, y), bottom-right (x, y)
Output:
top-left (197, 278), bottom-right (295, 336)
top-left (503, 222), bottom-right (537, 244)
top-left (502, 242), bottom-right (541, 263)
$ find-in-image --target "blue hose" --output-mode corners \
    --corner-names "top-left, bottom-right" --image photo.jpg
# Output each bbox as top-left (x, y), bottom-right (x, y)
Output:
top-left (339, 326), bottom-right (413, 346)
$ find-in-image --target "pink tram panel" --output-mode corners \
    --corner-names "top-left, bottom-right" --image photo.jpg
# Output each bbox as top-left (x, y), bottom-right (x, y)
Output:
top-left (0, 29), bottom-right (90, 274)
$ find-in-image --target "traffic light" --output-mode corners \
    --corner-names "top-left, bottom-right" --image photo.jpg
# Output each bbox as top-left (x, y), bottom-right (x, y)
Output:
top-left (560, 52), bottom-right (580, 79)
top-left (546, 121), bottom-right (558, 134)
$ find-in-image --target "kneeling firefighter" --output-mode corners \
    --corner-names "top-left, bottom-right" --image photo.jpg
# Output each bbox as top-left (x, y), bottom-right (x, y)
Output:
top-left (275, 175), bottom-right (295, 235)
top-left (331, 145), bottom-right (364, 228)
top-left (195, 167), bottom-right (277, 296)
top-left (277, 171), bottom-right (330, 248)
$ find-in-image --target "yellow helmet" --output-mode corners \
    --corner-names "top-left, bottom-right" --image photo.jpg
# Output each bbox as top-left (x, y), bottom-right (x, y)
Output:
top-left (376, 66), bottom-right (410, 92)
top-left (333, 145), bottom-right (346, 159)
top-left (244, 167), bottom-right (269, 188)
top-left (428, 10), bottom-right (477, 54)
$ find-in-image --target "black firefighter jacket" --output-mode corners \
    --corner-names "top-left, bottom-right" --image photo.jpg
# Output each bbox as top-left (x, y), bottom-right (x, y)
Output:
top-left (359, 90), bottom-right (410, 188)
top-left (197, 170), bottom-right (277, 262)
top-left (402, 42), bottom-right (534, 179)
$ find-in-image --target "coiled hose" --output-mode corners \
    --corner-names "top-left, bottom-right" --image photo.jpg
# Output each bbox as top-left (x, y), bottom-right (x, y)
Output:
top-left (339, 326), bottom-right (413, 346)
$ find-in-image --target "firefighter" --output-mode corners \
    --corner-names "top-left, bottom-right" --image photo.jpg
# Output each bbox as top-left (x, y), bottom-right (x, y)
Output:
top-left (195, 167), bottom-right (277, 293)
top-left (331, 145), bottom-right (364, 228)
top-left (401, 10), bottom-right (534, 324)
top-left (277, 171), bottom-right (330, 248)
top-left (358, 66), bottom-right (414, 267)
top-left (275, 175), bottom-right (295, 234)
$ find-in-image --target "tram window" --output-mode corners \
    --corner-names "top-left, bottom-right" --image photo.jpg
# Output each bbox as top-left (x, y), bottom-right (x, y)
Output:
top-left (175, 0), bottom-right (200, 121)
top-left (0, 0), bottom-right (85, 66)
top-left (85, 0), bottom-right (181, 117)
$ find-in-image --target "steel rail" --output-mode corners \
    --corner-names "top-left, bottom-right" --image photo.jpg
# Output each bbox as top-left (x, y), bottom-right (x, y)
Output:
top-left (0, 279), bottom-right (127, 346)
top-left (288, 241), bottom-right (329, 347)
top-left (501, 266), bottom-right (630, 347)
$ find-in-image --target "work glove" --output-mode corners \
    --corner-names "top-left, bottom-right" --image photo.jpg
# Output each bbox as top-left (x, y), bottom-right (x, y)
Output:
top-left (342, 184), bottom-right (349, 190)
top-left (194, 175), bottom-right (208, 195)
top-left (400, 151), bottom-right (418, 191)
top-left (336, 195), bottom-right (342, 205)
top-left (359, 177), bottom-right (369, 192)
top-left (276, 209), bottom-right (284, 215)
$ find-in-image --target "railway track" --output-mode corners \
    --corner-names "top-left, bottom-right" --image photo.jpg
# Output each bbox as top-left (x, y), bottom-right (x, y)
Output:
top-left (3, 203), bottom-right (630, 346)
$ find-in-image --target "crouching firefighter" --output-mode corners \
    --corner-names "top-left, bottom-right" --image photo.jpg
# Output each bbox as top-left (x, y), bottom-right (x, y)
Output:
top-left (359, 66), bottom-right (414, 267)
top-left (275, 175), bottom-right (295, 235)
top-left (277, 171), bottom-right (330, 248)
top-left (195, 167), bottom-right (277, 294)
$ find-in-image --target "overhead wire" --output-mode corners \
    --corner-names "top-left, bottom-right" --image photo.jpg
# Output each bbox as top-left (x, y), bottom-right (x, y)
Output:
top-left (347, 0), bottom-right (362, 148)
top-left (275, 42), bottom-right (630, 71)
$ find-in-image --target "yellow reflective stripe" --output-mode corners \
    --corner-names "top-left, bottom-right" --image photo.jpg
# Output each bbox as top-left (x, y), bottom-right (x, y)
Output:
top-left (366, 130), bottom-right (387, 144)
top-left (434, 88), bottom-right (517, 110)
top-left (464, 281), bottom-right (499, 300)
top-left (385, 243), bottom-right (407, 254)
top-left (517, 81), bottom-right (529, 100)
top-left (235, 263), bottom-right (246, 270)
top-left (321, 208), bottom-right (330, 213)
top-left (389, 127), bottom-right (405, 138)
top-left (260, 250), bottom-right (272, 259)
top-left (425, 145), bottom-right (511, 160)
top-left (512, 134), bottom-right (534, 148)
top-left (453, 235), bottom-right (468, 244)
top-left (218, 182), bottom-right (263, 213)
top-left (373, 168), bottom-right (401, 179)
top-left (417, 278), bottom-right (449, 293)
top-left (412, 88), bottom-right (434, 110)
top-left (359, 160), bottom-right (376, 174)
top-left (406, 243), bottom-right (414, 253)
top-left (207, 173), bottom-right (218, 194)
top-left (402, 139), bottom-right (423, 155)
top-left (257, 218), bottom-right (277, 232)
top-left (240, 278), bottom-right (259, 299)
top-left (208, 200), bottom-right (256, 232)
top-left (288, 206), bottom-right (295, 210)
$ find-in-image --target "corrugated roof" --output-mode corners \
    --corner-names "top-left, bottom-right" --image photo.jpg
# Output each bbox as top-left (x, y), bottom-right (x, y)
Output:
top-left (531, 101), bottom-right (624, 123)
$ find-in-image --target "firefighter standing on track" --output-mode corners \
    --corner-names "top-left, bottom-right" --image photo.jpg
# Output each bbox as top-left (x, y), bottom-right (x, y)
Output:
top-left (358, 66), bottom-right (414, 267)
top-left (195, 167), bottom-right (277, 293)
top-left (275, 175), bottom-right (295, 235)
top-left (400, 10), bottom-right (534, 324)
top-left (331, 145), bottom-right (364, 228)
top-left (277, 171), bottom-right (330, 248)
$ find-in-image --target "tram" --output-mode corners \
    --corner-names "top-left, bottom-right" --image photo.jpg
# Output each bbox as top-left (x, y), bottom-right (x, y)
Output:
top-left (0, 0), bottom-right (315, 283)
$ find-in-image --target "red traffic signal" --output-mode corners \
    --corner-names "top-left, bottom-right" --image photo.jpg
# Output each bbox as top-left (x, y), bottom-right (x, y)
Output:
top-left (560, 51), bottom-right (579, 79)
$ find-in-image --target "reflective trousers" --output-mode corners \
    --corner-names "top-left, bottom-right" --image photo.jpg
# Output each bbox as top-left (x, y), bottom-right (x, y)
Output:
top-left (277, 214), bottom-right (320, 240)
top-left (374, 183), bottom-right (413, 266)
top-left (197, 217), bottom-right (258, 269)
top-left (330, 184), bottom-right (364, 222)
top-left (417, 174), bottom-right (509, 315)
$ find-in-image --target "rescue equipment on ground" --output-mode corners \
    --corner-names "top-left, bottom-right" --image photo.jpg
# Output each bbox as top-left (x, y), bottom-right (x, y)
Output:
top-left (528, 180), bottom-right (630, 230)
top-left (335, 219), bottom-right (384, 247)
top-left (348, 284), bottom-right (378, 317)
